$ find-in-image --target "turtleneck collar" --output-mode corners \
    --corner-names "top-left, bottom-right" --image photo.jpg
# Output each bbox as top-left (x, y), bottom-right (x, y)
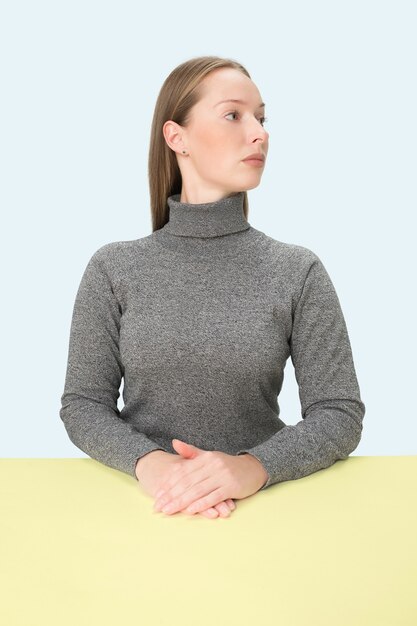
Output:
top-left (161, 191), bottom-right (250, 238)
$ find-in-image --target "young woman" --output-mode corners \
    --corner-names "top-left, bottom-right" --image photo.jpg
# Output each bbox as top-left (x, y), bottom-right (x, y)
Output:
top-left (60, 56), bottom-right (365, 519)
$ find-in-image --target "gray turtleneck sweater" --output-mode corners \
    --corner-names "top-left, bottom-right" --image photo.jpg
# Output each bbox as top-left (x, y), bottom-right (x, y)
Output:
top-left (60, 192), bottom-right (365, 490)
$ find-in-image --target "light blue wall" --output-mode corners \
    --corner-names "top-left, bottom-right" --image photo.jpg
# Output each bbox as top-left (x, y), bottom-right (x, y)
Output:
top-left (1, 0), bottom-right (415, 457)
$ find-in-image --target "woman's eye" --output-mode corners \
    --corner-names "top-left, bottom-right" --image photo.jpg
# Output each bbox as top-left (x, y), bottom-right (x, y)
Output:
top-left (225, 111), bottom-right (268, 126)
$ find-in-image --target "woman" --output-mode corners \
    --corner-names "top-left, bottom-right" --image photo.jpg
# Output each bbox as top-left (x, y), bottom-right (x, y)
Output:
top-left (60, 56), bottom-right (365, 520)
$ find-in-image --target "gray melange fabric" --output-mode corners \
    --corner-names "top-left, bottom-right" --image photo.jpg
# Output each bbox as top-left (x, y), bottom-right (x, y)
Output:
top-left (60, 191), bottom-right (365, 490)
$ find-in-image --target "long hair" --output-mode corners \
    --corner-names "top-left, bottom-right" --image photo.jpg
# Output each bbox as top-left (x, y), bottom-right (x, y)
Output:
top-left (148, 56), bottom-right (252, 232)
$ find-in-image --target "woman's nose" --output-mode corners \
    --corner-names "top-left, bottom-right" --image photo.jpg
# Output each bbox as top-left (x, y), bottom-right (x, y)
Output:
top-left (250, 121), bottom-right (269, 142)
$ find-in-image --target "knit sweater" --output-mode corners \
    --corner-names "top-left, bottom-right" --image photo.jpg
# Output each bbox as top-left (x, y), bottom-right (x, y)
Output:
top-left (59, 191), bottom-right (365, 490)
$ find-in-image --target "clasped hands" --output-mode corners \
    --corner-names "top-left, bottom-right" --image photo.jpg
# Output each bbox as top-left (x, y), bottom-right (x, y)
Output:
top-left (149, 438), bottom-right (268, 517)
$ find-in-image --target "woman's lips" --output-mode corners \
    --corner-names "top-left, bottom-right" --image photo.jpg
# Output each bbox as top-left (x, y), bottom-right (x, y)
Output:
top-left (242, 158), bottom-right (265, 167)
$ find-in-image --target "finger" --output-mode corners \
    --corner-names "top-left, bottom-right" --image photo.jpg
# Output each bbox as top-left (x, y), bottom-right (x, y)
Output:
top-left (199, 507), bottom-right (219, 519)
top-left (183, 487), bottom-right (226, 515)
top-left (215, 502), bottom-right (231, 517)
top-left (159, 477), bottom-right (217, 514)
top-left (200, 501), bottom-right (234, 519)
top-left (155, 458), bottom-right (208, 503)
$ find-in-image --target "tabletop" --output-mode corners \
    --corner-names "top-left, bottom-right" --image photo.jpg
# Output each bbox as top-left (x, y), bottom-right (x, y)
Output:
top-left (1, 456), bottom-right (416, 626)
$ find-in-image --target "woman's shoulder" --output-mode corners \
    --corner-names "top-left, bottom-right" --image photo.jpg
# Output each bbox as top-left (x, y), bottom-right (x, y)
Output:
top-left (253, 228), bottom-right (322, 268)
top-left (86, 234), bottom-right (154, 265)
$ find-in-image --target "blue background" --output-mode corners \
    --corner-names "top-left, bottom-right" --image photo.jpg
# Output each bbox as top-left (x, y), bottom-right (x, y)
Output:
top-left (1, 0), bottom-right (415, 457)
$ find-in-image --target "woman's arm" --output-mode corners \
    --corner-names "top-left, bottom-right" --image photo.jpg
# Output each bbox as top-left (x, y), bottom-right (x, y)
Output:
top-left (59, 246), bottom-right (165, 478)
top-left (236, 252), bottom-right (365, 490)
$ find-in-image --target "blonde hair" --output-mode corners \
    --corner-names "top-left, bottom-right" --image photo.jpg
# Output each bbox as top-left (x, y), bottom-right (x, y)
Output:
top-left (148, 55), bottom-right (252, 232)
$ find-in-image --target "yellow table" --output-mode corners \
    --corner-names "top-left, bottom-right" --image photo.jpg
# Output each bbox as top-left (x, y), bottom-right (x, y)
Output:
top-left (1, 456), bottom-right (416, 626)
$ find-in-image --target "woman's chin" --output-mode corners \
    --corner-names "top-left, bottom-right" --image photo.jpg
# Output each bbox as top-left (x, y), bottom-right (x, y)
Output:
top-left (241, 178), bottom-right (263, 191)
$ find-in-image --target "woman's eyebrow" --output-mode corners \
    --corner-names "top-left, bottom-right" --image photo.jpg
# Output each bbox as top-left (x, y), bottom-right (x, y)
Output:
top-left (214, 99), bottom-right (266, 109)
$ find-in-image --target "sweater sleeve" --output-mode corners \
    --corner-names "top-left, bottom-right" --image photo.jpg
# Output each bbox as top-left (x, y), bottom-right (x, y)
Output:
top-left (59, 248), bottom-right (165, 479)
top-left (236, 252), bottom-right (365, 490)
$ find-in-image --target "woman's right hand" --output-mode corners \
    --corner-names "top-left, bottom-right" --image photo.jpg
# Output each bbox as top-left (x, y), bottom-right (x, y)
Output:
top-left (135, 450), bottom-right (236, 518)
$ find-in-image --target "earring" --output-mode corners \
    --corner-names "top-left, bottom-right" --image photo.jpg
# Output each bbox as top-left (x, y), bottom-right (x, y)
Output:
top-left (182, 150), bottom-right (187, 154)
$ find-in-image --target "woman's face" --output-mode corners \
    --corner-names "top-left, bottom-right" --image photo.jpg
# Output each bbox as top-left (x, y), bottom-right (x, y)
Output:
top-left (164, 67), bottom-right (269, 202)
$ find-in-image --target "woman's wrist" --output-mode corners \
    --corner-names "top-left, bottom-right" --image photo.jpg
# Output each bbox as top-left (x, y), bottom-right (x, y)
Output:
top-left (135, 449), bottom-right (166, 480)
top-left (239, 453), bottom-right (269, 490)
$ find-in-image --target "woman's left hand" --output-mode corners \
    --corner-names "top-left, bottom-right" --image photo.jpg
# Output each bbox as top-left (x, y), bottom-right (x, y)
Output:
top-left (153, 439), bottom-right (268, 516)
